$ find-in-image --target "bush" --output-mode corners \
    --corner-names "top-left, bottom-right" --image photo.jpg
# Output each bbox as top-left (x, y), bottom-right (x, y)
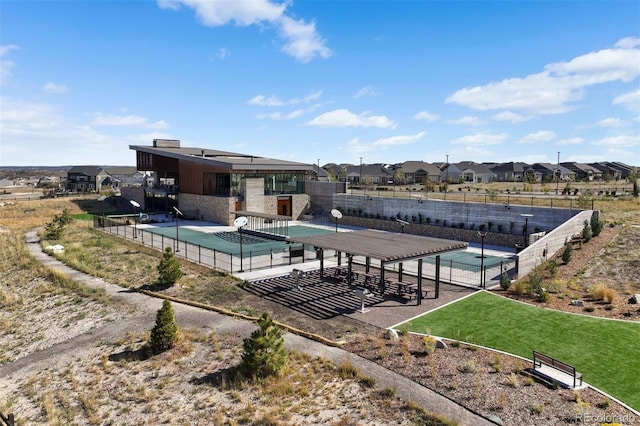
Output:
top-left (582, 220), bottom-right (593, 243)
top-left (149, 300), bottom-right (179, 354)
top-left (590, 212), bottom-right (603, 237)
top-left (240, 313), bottom-right (288, 379)
top-left (499, 271), bottom-right (511, 291)
top-left (562, 243), bottom-right (573, 264)
top-left (157, 247), bottom-right (183, 286)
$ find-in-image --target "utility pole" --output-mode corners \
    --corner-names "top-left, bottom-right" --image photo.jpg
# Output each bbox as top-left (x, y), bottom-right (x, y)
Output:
top-left (556, 151), bottom-right (560, 195)
top-left (359, 157), bottom-right (363, 186)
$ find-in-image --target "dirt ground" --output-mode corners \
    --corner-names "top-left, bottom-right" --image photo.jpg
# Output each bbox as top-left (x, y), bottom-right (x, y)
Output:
top-left (2, 211), bottom-right (639, 425)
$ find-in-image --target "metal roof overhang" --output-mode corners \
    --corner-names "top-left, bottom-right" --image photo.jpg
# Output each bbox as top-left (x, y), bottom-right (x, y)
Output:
top-left (287, 229), bottom-right (467, 264)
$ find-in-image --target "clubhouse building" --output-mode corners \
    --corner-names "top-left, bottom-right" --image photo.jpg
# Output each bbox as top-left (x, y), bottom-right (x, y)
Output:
top-left (129, 139), bottom-right (315, 225)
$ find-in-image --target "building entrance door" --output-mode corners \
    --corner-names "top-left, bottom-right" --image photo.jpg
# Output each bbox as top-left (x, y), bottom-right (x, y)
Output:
top-left (277, 197), bottom-right (291, 216)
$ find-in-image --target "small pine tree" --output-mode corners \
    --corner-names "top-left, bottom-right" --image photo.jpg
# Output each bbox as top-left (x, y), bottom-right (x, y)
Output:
top-left (590, 212), bottom-right (603, 237)
top-left (240, 313), bottom-right (288, 379)
top-left (632, 178), bottom-right (639, 198)
top-left (562, 243), bottom-right (573, 264)
top-left (149, 299), bottom-right (179, 354)
top-left (157, 247), bottom-right (182, 286)
top-left (499, 270), bottom-right (511, 291)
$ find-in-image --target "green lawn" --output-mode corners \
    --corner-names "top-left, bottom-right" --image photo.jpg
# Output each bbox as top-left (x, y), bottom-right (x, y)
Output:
top-left (398, 291), bottom-right (640, 410)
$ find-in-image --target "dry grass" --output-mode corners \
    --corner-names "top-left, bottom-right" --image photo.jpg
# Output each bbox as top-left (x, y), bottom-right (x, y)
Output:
top-left (0, 196), bottom-right (456, 425)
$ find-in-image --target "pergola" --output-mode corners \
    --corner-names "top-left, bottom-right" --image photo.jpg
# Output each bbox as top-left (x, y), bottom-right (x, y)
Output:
top-left (287, 229), bottom-right (468, 305)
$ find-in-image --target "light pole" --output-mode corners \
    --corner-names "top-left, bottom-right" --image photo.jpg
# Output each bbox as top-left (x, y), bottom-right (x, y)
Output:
top-left (556, 151), bottom-right (560, 195)
top-left (359, 157), bottom-right (363, 189)
top-left (233, 216), bottom-right (248, 273)
top-left (521, 213), bottom-right (533, 248)
top-left (130, 200), bottom-right (140, 239)
top-left (445, 154), bottom-right (449, 199)
top-left (317, 158), bottom-right (320, 181)
top-left (173, 206), bottom-right (183, 253)
top-left (478, 231), bottom-right (487, 288)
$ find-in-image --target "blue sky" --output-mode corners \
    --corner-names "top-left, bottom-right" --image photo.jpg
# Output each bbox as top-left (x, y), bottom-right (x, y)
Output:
top-left (1, 0), bottom-right (639, 167)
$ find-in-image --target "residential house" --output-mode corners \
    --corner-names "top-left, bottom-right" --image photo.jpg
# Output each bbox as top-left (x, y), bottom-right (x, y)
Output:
top-left (440, 162), bottom-right (463, 183)
top-left (489, 162), bottom-right (528, 182)
top-left (400, 161), bottom-right (442, 184)
top-left (456, 161), bottom-right (497, 184)
top-left (66, 166), bottom-right (111, 192)
top-left (104, 166), bottom-right (148, 188)
top-left (527, 163), bottom-right (575, 183)
top-left (561, 163), bottom-right (603, 181)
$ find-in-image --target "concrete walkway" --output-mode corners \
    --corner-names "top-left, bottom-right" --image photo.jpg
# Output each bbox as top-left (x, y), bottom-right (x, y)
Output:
top-left (8, 230), bottom-right (495, 426)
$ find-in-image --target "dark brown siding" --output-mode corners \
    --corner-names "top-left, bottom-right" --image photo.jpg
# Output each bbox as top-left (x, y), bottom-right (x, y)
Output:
top-left (179, 161), bottom-right (230, 195)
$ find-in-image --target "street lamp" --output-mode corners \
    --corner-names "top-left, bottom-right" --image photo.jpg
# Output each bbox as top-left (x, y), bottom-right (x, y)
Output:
top-left (233, 216), bottom-right (248, 272)
top-left (173, 206), bottom-right (183, 253)
top-left (477, 231), bottom-right (487, 288)
top-left (521, 213), bottom-right (533, 248)
top-left (130, 200), bottom-right (141, 239)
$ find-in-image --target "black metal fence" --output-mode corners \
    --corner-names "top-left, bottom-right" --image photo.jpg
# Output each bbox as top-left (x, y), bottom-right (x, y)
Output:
top-left (94, 216), bottom-right (515, 287)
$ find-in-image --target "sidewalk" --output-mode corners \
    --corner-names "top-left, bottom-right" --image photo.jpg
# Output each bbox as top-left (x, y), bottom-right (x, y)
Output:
top-left (17, 230), bottom-right (496, 426)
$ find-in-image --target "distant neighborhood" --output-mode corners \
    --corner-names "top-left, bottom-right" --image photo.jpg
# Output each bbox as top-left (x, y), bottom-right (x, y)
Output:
top-left (0, 159), bottom-right (637, 194)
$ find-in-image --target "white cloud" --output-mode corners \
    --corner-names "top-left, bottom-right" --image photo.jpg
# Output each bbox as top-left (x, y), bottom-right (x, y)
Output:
top-left (450, 132), bottom-right (508, 146)
top-left (306, 109), bottom-right (396, 128)
top-left (517, 130), bottom-right (557, 144)
top-left (595, 117), bottom-right (626, 128)
top-left (373, 131), bottom-right (426, 147)
top-left (256, 110), bottom-right (304, 120)
top-left (353, 86), bottom-right (377, 99)
top-left (0, 96), bottom-right (160, 165)
top-left (446, 38), bottom-right (640, 114)
top-left (612, 89), bottom-right (640, 111)
top-left (344, 137), bottom-right (376, 154)
top-left (157, 0), bottom-right (331, 63)
top-left (615, 36), bottom-right (640, 49)
top-left (278, 16), bottom-right (331, 63)
top-left (592, 134), bottom-right (640, 148)
top-left (91, 113), bottom-right (169, 129)
top-left (248, 95), bottom-right (284, 107)
top-left (248, 90), bottom-right (322, 107)
top-left (414, 111), bottom-right (439, 122)
top-left (557, 137), bottom-right (583, 145)
top-left (447, 116), bottom-right (485, 126)
top-left (0, 44), bottom-right (19, 85)
top-left (491, 111), bottom-right (530, 123)
top-left (43, 82), bottom-right (68, 94)
top-left (216, 47), bottom-right (230, 59)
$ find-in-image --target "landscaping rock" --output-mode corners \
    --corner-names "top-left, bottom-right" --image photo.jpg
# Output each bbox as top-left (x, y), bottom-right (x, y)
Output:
top-left (386, 329), bottom-right (399, 341)
top-left (629, 294), bottom-right (640, 304)
top-left (435, 338), bottom-right (448, 349)
top-left (570, 300), bottom-right (584, 306)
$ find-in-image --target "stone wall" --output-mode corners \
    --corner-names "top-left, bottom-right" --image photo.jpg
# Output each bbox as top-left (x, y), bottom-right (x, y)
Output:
top-left (180, 193), bottom-right (235, 225)
top-left (241, 178), bottom-right (264, 212)
top-left (305, 181), bottom-right (346, 215)
top-left (516, 210), bottom-right (594, 278)
top-left (337, 215), bottom-right (523, 248)
top-left (333, 194), bottom-right (578, 234)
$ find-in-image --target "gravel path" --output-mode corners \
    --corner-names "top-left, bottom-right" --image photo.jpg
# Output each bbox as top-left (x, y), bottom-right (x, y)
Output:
top-left (6, 230), bottom-right (495, 426)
